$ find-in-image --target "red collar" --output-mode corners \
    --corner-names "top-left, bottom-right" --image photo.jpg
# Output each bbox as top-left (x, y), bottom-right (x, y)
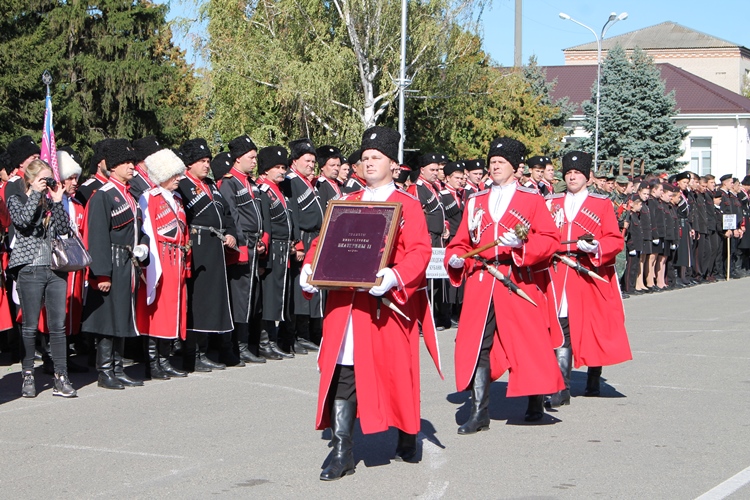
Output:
top-left (418, 175), bottom-right (437, 194)
top-left (185, 172), bottom-right (213, 200)
top-left (95, 172), bottom-right (109, 184)
top-left (323, 176), bottom-right (341, 196)
top-left (134, 165), bottom-right (156, 188)
top-left (229, 167), bottom-right (254, 197)
top-left (108, 178), bottom-right (136, 211)
top-left (258, 177), bottom-right (286, 207)
top-left (291, 167), bottom-right (314, 190)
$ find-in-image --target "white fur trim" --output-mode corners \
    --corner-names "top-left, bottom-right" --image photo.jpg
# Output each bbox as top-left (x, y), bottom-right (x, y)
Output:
top-left (144, 149), bottom-right (186, 185)
top-left (57, 150), bottom-right (82, 180)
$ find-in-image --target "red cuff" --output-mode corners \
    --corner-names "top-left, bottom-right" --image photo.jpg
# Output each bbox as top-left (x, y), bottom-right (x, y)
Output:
top-left (239, 246), bottom-right (249, 263)
top-left (294, 241), bottom-right (305, 252)
top-left (261, 233), bottom-right (270, 249)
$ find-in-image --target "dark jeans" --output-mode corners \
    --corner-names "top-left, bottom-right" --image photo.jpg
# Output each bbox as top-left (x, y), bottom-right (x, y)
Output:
top-left (17, 265), bottom-right (68, 372)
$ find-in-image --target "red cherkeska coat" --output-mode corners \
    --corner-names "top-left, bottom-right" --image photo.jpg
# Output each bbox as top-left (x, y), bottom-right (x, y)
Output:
top-left (136, 188), bottom-right (191, 340)
top-left (546, 192), bottom-right (632, 368)
top-left (445, 185), bottom-right (565, 397)
top-left (304, 188), bottom-right (442, 435)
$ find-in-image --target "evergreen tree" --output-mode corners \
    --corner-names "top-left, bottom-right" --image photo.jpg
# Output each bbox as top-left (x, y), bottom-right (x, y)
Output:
top-left (579, 45), bottom-right (686, 174)
top-left (0, 0), bottom-right (197, 161)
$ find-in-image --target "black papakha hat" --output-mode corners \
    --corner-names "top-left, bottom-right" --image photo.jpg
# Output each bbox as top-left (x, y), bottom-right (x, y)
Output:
top-left (229, 135), bottom-right (258, 161)
top-left (133, 135), bottom-right (163, 163)
top-left (6, 135), bottom-right (41, 169)
top-left (102, 139), bottom-right (137, 170)
top-left (465, 159), bottom-right (485, 172)
top-left (561, 150), bottom-right (592, 179)
top-left (288, 139), bottom-right (316, 162)
top-left (180, 138), bottom-right (213, 166)
top-left (443, 161), bottom-right (464, 177)
top-left (210, 151), bottom-right (234, 180)
top-left (316, 145), bottom-right (343, 167)
top-left (360, 126), bottom-right (400, 163)
top-left (487, 137), bottom-right (526, 170)
top-left (257, 146), bottom-right (289, 175)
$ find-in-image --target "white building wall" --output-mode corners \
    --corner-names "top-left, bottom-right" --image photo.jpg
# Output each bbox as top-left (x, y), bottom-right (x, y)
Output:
top-left (564, 115), bottom-right (750, 177)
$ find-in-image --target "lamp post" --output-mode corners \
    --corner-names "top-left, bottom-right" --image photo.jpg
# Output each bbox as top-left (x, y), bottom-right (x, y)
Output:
top-left (559, 12), bottom-right (627, 172)
top-left (397, 0), bottom-right (411, 163)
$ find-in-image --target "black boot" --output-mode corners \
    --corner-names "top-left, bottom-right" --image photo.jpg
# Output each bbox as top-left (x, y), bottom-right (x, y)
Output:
top-left (395, 430), bottom-right (418, 462)
top-left (218, 332), bottom-right (245, 367)
top-left (457, 365), bottom-right (491, 434)
top-left (181, 332), bottom-right (199, 372)
top-left (585, 366), bottom-right (603, 396)
top-left (524, 395), bottom-right (545, 422)
top-left (295, 314), bottom-right (318, 352)
top-left (159, 339), bottom-right (187, 377)
top-left (197, 332), bottom-right (225, 370)
top-left (237, 323), bottom-right (266, 363)
top-left (96, 336), bottom-right (124, 390)
top-left (145, 337), bottom-right (170, 380)
top-left (258, 327), bottom-right (282, 360)
top-left (320, 400), bottom-right (357, 481)
top-left (113, 337), bottom-right (143, 387)
top-left (545, 347), bottom-right (572, 409)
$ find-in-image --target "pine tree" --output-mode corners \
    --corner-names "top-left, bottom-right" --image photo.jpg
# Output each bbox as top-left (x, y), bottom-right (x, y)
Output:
top-left (579, 45), bottom-right (686, 173)
top-left (0, 0), bottom-right (197, 160)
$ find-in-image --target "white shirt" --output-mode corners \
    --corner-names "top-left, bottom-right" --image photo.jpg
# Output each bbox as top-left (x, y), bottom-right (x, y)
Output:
top-left (559, 189), bottom-right (589, 317)
top-left (488, 182), bottom-right (517, 222)
top-left (336, 182), bottom-right (396, 366)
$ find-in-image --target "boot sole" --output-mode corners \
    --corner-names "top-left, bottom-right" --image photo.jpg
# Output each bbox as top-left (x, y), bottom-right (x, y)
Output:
top-left (320, 468), bottom-right (355, 481)
top-left (52, 390), bottom-right (77, 398)
top-left (457, 425), bottom-right (490, 435)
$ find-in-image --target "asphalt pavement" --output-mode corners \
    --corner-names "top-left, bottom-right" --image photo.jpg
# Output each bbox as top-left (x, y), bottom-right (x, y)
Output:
top-left (0, 278), bottom-right (749, 499)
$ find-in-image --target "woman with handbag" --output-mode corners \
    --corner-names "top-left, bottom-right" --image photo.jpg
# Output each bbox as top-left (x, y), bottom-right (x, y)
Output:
top-left (6, 159), bottom-right (76, 398)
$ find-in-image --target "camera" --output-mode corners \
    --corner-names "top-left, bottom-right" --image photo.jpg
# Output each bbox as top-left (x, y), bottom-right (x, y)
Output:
top-left (44, 177), bottom-right (57, 190)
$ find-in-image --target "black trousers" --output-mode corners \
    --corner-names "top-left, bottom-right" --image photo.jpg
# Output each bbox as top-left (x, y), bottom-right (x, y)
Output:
top-left (329, 364), bottom-right (357, 403)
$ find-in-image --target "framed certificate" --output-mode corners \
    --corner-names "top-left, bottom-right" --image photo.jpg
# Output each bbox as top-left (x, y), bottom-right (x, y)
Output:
top-left (309, 201), bottom-right (402, 289)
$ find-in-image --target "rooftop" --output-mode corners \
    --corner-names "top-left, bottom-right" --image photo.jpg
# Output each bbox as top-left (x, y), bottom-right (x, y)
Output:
top-left (564, 21), bottom-right (745, 52)
top-left (544, 63), bottom-right (750, 115)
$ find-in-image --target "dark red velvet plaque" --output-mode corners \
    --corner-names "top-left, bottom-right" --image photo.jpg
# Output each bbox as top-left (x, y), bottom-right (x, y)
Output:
top-left (309, 201), bottom-right (402, 288)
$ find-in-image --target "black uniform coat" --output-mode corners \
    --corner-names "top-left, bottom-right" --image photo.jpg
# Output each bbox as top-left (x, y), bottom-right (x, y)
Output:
top-left (258, 179), bottom-right (293, 322)
top-left (341, 175), bottom-right (365, 195)
top-left (315, 176), bottom-right (341, 213)
top-left (674, 192), bottom-right (692, 267)
top-left (281, 170), bottom-right (324, 318)
top-left (82, 179), bottom-right (148, 337)
top-left (407, 177), bottom-right (445, 247)
top-left (440, 185), bottom-right (464, 304)
top-left (75, 173), bottom-right (107, 207)
top-left (177, 173), bottom-right (236, 333)
top-left (219, 168), bottom-right (264, 324)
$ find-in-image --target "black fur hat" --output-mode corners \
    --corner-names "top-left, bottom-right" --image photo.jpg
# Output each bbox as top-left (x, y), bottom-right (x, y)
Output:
top-left (6, 135), bottom-right (40, 169)
top-left (465, 159), bottom-right (485, 172)
top-left (102, 139), bottom-right (137, 170)
top-left (258, 146), bottom-right (289, 174)
top-left (316, 145), bottom-right (343, 167)
top-left (288, 138), bottom-right (316, 162)
top-left (229, 135), bottom-right (258, 160)
top-left (133, 135), bottom-right (163, 163)
top-left (561, 151), bottom-right (592, 179)
top-left (179, 138), bottom-right (212, 166)
top-left (486, 137), bottom-right (526, 170)
top-left (360, 126), bottom-right (400, 163)
top-left (210, 151), bottom-right (234, 180)
top-left (346, 149), bottom-right (361, 166)
top-left (417, 152), bottom-right (440, 169)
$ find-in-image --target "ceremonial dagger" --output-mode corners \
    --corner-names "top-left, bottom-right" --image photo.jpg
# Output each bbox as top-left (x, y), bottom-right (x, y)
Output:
top-left (473, 256), bottom-right (537, 307)
top-left (553, 254), bottom-right (609, 283)
top-left (559, 233), bottom-right (595, 245)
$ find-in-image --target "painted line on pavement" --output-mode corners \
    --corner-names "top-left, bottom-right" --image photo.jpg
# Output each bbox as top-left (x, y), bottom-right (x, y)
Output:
top-left (0, 440), bottom-right (187, 459)
top-left (632, 350), bottom-right (750, 360)
top-left (695, 465), bottom-right (750, 500)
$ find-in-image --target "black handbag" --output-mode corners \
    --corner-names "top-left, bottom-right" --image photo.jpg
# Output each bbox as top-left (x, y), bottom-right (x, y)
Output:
top-left (50, 232), bottom-right (92, 272)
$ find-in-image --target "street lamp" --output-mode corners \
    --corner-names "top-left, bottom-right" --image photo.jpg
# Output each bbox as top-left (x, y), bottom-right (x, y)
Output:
top-left (559, 11), bottom-right (627, 172)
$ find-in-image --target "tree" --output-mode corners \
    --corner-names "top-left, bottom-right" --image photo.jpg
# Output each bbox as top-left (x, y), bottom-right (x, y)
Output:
top-left (579, 45), bottom-right (686, 173)
top-left (195, 0), bottom-right (486, 152)
top-left (0, 0), bottom-right (198, 160)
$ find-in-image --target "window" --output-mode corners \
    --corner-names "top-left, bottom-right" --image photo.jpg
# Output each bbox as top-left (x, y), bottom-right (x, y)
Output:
top-left (690, 137), bottom-right (712, 176)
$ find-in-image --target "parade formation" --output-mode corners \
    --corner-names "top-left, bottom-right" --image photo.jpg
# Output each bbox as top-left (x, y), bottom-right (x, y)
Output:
top-left (1, 123), bottom-right (748, 482)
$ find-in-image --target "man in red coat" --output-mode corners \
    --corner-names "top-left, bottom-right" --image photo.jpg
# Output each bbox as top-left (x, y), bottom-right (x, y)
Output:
top-left (299, 126), bottom-right (441, 481)
top-left (444, 137), bottom-right (565, 433)
top-left (544, 151), bottom-right (632, 406)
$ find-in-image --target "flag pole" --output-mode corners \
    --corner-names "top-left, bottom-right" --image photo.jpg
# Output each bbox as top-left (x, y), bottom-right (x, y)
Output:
top-left (41, 70), bottom-right (52, 162)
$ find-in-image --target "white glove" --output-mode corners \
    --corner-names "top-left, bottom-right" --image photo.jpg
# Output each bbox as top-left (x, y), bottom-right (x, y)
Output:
top-left (577, 239), bottom-right (599, 254)
top-left (499, 230), bottom-right (523, 248)
top-left (628, 249), bottom-right (637, 256)
top-left (132, 244), bottom-right (149, 262)
top-left (299, 263), bottom-right (319, 294)
top-left (670, 244), bottom-right (676, 250)
top-left (448, 254), bottom-right (465, 269)
top-left (652, 239), bottom-right (660, 245)
top-left (369, 268), bottom-right (398, 297)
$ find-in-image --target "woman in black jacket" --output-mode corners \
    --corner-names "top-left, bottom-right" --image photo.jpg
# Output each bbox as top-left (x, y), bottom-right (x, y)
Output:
top-left (7, 159), bottom-right (76, 398)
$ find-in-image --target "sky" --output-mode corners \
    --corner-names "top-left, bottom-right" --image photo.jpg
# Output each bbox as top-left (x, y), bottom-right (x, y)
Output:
top-left (482, 0), bottom-right (750, 67)
top-left (166, 0), bottom-right (750, 68)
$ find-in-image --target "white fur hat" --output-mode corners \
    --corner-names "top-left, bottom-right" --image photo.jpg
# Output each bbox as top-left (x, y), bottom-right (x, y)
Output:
top-left (144, 148), bottom-right (186, 185)
top-left (57, 150), bottom-right (82, 180)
